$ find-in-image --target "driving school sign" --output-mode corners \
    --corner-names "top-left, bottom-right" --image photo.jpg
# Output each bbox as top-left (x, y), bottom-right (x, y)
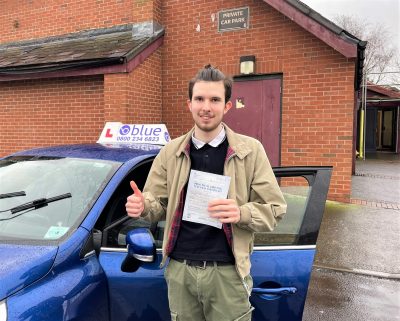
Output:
top-left (218, 7), bottom-right (249, 32)
top-left (97, 122), bottom-right (170, 145)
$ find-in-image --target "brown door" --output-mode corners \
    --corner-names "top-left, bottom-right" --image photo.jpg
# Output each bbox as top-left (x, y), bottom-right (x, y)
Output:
top-left (224, 77), bottom-right (282, 166)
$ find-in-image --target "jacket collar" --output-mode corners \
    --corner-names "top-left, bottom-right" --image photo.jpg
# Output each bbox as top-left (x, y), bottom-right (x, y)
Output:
top-left (175, 123), bottom-right (253, 160)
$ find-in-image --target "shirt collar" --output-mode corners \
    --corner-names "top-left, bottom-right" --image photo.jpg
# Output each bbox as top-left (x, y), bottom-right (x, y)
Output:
top-left (191, 126), bottom-right (226, 149)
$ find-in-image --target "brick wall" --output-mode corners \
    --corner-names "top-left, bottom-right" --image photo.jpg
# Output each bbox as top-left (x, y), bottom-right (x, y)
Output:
top-left (104, 73), bottom-right (130, 123)
top-left (0, 0), bottom-right (163, 155)
top-left (0, 0), bottom-right (357, 200)
top-left (127, 48), bottom-right (163, 123)
top-left (0, 0), bottom-right (157, 44)
top-left (161, 0), bottom-right (355, 201)
top-left (133, 0), bottom-right (163, 24)
top-left (103, 47), bottom-right (163, 124)
top-left (0, 76), bottom-right (104, 156)
top-left (0, 47), bottom-right (163, 157)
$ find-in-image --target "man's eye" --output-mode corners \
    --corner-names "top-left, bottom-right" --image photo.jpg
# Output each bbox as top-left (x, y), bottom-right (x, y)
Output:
top-left (211, 98), bottom-right (221, 102)
top-left (195, 97), bottom-right (203, 101)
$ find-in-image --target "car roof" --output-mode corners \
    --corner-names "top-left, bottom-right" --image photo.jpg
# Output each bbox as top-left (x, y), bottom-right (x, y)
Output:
top-left (8, 143), bottom-right (161, 163)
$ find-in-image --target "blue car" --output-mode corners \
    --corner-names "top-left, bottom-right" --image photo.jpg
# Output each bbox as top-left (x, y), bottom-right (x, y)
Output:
top-left (0, 143), bottom-right (332, 321)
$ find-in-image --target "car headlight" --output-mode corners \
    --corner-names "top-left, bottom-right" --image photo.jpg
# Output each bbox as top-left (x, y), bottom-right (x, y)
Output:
top-left (0, 300), bottom-right (7, 321)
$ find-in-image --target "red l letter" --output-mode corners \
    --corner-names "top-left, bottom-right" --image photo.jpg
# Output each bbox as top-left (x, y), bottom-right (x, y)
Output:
top-left (105, 129), bottom-right (113, 138)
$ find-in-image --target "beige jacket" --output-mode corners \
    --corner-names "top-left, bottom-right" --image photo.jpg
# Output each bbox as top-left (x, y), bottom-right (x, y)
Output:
top-left (141, 124), bottom-right (287, 279)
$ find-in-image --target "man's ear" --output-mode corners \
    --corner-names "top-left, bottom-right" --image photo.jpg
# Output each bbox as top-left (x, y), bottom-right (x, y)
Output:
top-left (223, 100), bottom-right (233, 114)
top-left (187, 99), bottom-right (192, 111)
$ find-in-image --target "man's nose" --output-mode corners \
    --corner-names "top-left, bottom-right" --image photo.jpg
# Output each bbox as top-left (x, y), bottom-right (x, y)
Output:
top-left (202, 99), bottom-right (211, 111)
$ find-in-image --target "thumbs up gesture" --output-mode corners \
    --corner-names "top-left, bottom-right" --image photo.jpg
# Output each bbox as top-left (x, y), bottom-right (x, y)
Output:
top-left (126, 181), bottom-right (145, 218)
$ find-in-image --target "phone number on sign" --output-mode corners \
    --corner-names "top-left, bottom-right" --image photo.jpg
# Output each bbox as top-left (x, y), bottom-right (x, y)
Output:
top-left (117, 136), bottom-right (160, 142)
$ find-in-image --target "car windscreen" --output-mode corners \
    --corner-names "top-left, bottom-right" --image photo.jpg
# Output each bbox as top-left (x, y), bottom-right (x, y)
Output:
top-left (0, 156), bottom-right (119, 241)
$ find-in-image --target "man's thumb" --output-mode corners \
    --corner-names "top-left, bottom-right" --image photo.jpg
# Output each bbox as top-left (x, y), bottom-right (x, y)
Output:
top-left (130, 181), bottom-right (142, 195)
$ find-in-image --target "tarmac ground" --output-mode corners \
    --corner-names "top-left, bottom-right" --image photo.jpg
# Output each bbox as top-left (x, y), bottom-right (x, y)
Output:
top-left (302, 152), bottom-right (400, 321)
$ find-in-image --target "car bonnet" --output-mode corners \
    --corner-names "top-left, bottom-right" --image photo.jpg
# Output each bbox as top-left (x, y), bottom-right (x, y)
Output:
top-left (0, 243), bottom-right (58, 300)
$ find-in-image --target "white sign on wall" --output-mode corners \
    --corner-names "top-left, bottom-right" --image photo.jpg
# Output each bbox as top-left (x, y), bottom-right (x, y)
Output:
top-left (97, 122), bottom-right (171, 145)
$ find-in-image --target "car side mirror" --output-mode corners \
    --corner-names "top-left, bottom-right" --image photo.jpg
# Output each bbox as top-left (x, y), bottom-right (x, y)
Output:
top-left (121, 228), bottom-right (156, 272)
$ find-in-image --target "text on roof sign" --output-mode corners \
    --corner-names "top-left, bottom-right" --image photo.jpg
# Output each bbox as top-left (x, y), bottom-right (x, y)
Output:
top-left (98, 122), bottom-right (170, 145)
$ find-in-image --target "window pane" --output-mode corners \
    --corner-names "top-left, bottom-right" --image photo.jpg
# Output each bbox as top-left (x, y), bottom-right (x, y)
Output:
top-left (0, 157), bottom-right (117, 241)
top-left (98, 159), bottom-right (162, 248)
top-left (254, 176), bottom-right (310, 246)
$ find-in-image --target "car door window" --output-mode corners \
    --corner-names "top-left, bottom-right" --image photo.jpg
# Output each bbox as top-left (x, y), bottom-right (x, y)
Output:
top-left (95, 159), bottom-right (164, 248)
top-left (254, 167), bottom-right (332, 248)
top-left (254, 176), bottom-right (310, 246)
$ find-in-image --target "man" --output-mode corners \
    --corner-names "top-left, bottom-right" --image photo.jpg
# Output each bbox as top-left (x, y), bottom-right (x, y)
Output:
top-left (126, 65), bottom-right (287, 321)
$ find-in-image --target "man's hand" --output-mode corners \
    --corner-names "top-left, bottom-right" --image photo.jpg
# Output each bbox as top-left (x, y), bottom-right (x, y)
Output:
top-left (126, 181), bottom-right (144, 218)
top-left (208, 199), bottom-right (241, 224)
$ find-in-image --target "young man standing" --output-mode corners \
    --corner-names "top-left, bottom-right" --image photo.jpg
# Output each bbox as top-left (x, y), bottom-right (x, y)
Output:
top-left (126, 65), bottom-right (287, 321)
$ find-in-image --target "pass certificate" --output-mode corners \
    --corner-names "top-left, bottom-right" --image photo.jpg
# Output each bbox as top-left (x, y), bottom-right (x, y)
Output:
top-left (182, 170), bottom-right (231, 229)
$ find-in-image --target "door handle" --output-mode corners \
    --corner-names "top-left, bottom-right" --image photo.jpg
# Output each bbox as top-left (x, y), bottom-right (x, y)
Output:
top-left (252, 287), bottom-right (297, 300)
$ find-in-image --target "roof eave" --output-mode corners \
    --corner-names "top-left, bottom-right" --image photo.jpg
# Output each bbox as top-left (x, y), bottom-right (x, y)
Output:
top-left (263, 0), bottom-right (367, 89)
top-left (264, 0), bottom-right (360, 57)
top-left (0, 28), bottom-right (164, 82)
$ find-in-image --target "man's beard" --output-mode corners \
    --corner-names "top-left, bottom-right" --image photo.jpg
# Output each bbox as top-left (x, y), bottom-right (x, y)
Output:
top-left (195, 113), bottom-right (221, 132)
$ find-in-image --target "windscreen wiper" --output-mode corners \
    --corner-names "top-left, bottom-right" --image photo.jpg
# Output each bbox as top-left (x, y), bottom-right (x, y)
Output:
top-left (0, 193), bottom-right (72, 215)
top-left (0, 191), bottom-right (26, 199)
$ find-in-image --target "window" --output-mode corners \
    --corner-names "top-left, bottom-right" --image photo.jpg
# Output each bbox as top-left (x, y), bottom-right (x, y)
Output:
top-left (98, 159), bottom-right (164, 248)
top-left (0, 156), bottom-right (117, 241)
top-left (254, 176), bottom-right (310, 246)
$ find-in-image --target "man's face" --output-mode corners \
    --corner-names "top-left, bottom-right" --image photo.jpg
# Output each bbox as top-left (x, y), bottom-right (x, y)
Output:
top-left (187, 80), bottom-right (232, 134)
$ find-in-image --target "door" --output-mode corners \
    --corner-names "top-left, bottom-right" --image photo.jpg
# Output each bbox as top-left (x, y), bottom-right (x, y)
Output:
top-left (250, 167), bottom-right (332, 321)
top-left (96, 160), bottom-right (170, 321)
top-left (382, 109), bottom-right (393, 147)
top-left (98, 165), bottom-right (332, 321)
top-left (381, 109), bottom-right (396, 150)
top-left (366, 107), bottom-right (397, 152)
top-left (224, 77), bottom-right (282, 166)
top-left (365, 107), bottom-right (377, 151)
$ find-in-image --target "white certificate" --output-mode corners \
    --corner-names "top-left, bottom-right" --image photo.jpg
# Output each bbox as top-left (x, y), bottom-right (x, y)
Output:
top-left (182, 170), bottom-right (231, 229)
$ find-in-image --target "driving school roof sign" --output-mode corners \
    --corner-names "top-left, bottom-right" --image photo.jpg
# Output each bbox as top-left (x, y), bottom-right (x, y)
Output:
top-left (97, 122), bottom-right (170, 145)
top-left (218, 7), bottom-right (249, 32)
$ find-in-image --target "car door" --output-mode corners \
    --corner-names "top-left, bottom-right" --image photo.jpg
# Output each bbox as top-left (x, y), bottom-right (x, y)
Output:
top-left (96, 159), bottom-right (169, 321)
top-left (98, 166), bottom-right (332, 321)
top-left (250, 167), bottom-right (332, 321)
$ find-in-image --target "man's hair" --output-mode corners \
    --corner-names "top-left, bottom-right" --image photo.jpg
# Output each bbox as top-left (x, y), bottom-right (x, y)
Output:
top-left (188, 64), bottom-right (233, 103)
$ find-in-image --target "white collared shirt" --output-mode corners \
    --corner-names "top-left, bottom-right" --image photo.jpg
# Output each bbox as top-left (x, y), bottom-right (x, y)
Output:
top-left (191, 126), bottom-right (226, 149)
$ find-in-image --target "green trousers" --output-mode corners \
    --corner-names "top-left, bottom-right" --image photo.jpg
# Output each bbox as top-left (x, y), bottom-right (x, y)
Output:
top-left (164, 259), bottom-right (254, 321)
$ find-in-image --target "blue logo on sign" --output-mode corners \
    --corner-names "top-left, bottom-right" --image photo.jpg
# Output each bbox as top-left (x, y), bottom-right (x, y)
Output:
top-left (164, 132), bottom-right (170, 142)
top-left (120, 125), bottom-right (131, 135)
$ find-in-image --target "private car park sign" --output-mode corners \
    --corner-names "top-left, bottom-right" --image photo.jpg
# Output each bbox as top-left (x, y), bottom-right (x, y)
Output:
top-left (97, 122), bottom-right (171, 145)
top-left (218, 7), bottom-right (249, 32)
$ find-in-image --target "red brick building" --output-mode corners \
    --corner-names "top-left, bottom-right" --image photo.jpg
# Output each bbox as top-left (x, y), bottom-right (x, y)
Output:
top-left (0, 0), bottom-right (366, 202)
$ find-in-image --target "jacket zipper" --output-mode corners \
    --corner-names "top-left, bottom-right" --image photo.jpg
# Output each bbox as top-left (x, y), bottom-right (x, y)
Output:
top-left (160, 148), bottom-right (191, 268)
top-left (224, 150), bottom-right (246, 281)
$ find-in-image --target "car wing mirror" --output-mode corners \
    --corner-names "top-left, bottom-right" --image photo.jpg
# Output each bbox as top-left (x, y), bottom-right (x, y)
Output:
top-left (121, 228), bottom-right (156, 273)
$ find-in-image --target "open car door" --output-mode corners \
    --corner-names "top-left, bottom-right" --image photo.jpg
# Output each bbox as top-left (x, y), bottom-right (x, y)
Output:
top-left (98, 166), bottom-right (332, 321)
top-left (250, 166), bottom-right (332, 321)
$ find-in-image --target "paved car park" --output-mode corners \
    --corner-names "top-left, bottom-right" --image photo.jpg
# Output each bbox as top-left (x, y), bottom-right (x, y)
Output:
top-left (303, 153), bottom-right (400, 321)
